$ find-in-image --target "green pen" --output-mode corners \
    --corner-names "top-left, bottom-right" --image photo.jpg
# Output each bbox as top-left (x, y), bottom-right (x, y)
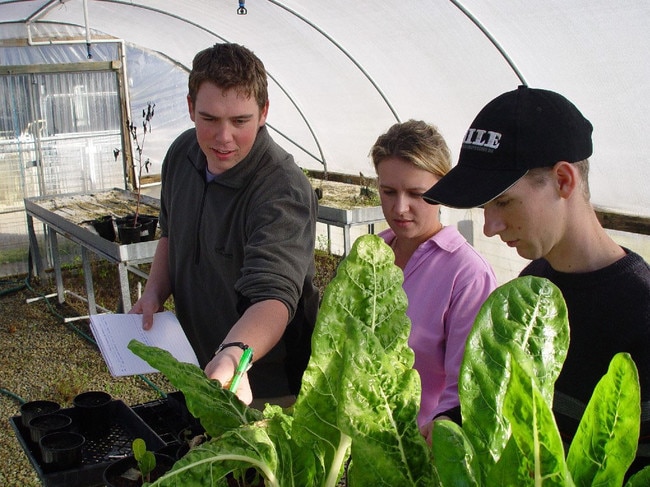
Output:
top-left (229, 346), bottom-right (253, 393)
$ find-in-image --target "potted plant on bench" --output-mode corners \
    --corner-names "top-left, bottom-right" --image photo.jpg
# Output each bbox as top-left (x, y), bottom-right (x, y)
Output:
top-left (115, 102), bottom-right (157, 244)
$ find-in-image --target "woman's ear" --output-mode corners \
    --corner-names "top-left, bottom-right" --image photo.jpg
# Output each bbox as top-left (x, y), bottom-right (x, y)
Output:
top-left (553, 161), bottom-right (578, 199)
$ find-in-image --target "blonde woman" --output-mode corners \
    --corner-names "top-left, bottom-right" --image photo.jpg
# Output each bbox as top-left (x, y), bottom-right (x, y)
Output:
top-left (370, 120), bottom-right (496, 441)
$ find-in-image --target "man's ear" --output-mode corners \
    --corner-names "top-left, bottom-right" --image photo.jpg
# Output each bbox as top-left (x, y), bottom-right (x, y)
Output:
top-left (187, 95), bottom-right (195, 122)
top-left (553, 161), bottom-right (578, 198)
top-left (258, 100), bottom-right (269, 126)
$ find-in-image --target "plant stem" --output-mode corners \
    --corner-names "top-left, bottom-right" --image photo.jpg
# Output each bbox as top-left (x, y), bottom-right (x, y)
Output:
top-left (325, 434), bottom-right (351, 487)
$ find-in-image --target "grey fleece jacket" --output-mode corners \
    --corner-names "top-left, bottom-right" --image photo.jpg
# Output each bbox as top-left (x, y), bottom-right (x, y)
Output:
top-left (159, 125), bottom-right (319, 397)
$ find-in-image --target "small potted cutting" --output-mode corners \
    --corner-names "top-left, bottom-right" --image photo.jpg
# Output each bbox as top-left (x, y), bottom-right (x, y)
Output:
top-left (115, 102), bottom-right (157, 244)
top-left (103, 438), bottom-right (174, 486)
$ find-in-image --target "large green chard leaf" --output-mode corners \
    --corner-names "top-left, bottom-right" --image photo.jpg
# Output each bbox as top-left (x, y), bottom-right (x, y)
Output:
top-left (149, 405), bottom-right (316, 487)
top-left (151, 422), bottom-right (281, 486)
top-left (626, 466), bottom-right (650, 486)
top-left (459, 276), bottom-right (569, 477)
top-left (431, 419), bottom-right (480, 486)
top-left (567, 352), bottom-right (640, 486)
top-left (495, 358), bottom-right (573, 486)
top-left (128, 340), bottom-right (263, 436)
top-left (485, 436), bottom-right (529, 486)
top-left (292, 234), bottom-right (432, 486)
top-left (339, 321), bottom-right (434, 486)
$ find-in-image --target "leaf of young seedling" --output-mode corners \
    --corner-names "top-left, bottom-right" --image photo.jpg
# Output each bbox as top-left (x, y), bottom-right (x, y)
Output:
top-left (132, 438), bottom-right (146, 460)
top-left (138, 451), bottom-right (156, 480)
top-left (132, 438), bottom-right (156, 481)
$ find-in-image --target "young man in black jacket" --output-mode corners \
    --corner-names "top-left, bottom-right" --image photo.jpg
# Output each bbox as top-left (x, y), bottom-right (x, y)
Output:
top-left (424, 85), bottom-right (650, 477)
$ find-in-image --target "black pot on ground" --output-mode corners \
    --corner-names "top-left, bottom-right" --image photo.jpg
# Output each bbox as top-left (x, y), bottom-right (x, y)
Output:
top-left (91, 215), bottom-right (116, 241)
top-left (20, 400), bottom-right (61, 427)
top-left (103, 453), bottom-right (175, 487)
top-left (39, 431), bottom-right (85, 470)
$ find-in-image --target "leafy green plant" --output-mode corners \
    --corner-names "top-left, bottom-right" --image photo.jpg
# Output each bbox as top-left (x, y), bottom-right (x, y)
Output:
top-left (430, 275), bottom-right (650, 487)
top-left (129, 234), bottom-right (425, 486)
top-left (132, 438), bottom-right (156, 484)
top-left (128, 235), bottom-right (650, 486)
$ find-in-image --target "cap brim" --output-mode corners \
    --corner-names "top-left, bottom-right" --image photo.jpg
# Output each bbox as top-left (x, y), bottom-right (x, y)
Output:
top-left (423, 164), bottom-right (527, 209)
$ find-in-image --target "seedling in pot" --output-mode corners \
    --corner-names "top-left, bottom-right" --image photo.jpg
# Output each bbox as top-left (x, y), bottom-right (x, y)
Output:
top-left (132, 437), bottom-right (156, 484)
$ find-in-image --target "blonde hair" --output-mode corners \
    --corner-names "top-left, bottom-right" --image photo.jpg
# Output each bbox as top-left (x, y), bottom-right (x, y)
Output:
top-left (370, 119), bottom-right (452, 178)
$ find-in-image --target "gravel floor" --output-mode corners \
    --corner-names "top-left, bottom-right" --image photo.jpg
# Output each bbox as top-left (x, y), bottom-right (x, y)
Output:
top-left (0, 265), bottom-right (176, 487)
top-left (0, 251), bottom-right (341, 486)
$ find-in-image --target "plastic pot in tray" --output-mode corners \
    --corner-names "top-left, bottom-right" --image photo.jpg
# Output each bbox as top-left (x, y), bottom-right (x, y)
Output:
top-left (28, 413), bottom-right (72, 443)
top-left (20, 400), bottom-right (61, 427)
top-left (40, 432), bottom-right (85, 470)
top-left (72, 390), bottom-right (112, 435)
top-left (103, 452), bottom-right (175, 486)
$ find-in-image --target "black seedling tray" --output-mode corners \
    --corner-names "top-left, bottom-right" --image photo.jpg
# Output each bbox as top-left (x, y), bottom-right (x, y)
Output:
top-left (11, 399), bottom-right (166, 487)
top-left (131, 391), bottom-right (203, 445)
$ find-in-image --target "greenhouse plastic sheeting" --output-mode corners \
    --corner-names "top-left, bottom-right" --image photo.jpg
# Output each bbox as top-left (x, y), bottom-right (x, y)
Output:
top-left (1, 0), bottom-right (649, 216)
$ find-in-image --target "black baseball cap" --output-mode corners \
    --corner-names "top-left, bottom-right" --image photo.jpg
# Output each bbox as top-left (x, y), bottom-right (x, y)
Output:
top-left (423, 85), bottom-right (593, 208)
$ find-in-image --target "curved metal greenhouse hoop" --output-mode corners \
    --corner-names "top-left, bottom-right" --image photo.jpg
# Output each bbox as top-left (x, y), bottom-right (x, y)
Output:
top-left (15, 0), bottom-right (528, 170)
top-left (448, 0), bottom-right (527, 86)
top-left (20, 0), bottom-right (330, 170)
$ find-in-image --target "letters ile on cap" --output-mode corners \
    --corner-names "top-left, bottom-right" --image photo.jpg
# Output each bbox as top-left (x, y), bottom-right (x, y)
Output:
top-left (462, 128), bottom-right (502, 152)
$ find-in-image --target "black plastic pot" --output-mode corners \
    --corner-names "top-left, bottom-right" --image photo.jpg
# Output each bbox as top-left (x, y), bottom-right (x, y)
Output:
top-left (20, 400), bottom-right (61, 427)
top-left (117, 221), bottom-right (142, 244)
top-left (116, 213), bottom-right (158, 243)
top-left (91, 215), bottom-right (116, 241)
top-left (73, 391), bottom-right (112, 435)
top-left (103, 453), bottom-right (175, 486)
top-left (73, 390), bottom-right (112, 408)
top-left (138, 214), bottom-right (159, 241)
top-left (39, 431), bottom-right (85, 470)
top-left (28, 413), bottom-right (72, 443)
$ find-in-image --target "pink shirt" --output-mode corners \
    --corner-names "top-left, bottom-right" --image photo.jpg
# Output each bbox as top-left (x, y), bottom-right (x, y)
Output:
top-left (380, 226), bottom-right (497, 427)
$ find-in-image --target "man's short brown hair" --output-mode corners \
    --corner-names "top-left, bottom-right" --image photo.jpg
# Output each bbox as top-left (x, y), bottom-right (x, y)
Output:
top-left (188, 43), bottom-right (268, 110)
